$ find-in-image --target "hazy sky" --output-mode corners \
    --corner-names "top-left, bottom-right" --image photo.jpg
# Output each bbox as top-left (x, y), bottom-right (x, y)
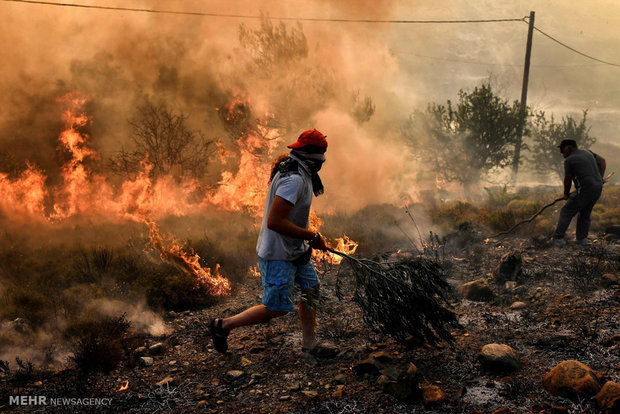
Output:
top-left (0, 0), bottom-right (618, 207)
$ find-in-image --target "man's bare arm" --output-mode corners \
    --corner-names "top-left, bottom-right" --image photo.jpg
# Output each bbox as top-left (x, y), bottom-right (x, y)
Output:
top-left (267, 196), bottom-right (327, 250)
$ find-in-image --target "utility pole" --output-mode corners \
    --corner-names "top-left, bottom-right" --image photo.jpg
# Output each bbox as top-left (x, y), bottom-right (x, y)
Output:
top-left (512, 11), bottom-right (535, 184)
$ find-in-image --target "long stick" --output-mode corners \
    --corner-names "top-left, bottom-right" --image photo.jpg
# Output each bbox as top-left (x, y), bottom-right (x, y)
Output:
top-left (490, 197), bottom-right (564, 238)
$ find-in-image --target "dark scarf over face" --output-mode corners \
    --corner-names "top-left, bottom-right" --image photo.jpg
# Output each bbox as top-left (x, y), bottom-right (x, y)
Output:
top-left (290, 149), bottom-right (325, 196)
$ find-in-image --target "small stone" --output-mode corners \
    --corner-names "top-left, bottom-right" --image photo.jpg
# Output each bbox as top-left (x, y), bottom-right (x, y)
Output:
top-left (211, 378), bottom-right (220, 386)
top-left (376, 375), bottom-right (391, 386)
top-left (478, 344), bottom-right (520, 371)
top-left (333, 374), bottom-right (346, 384)
top-left (279, 395), bottom-right (291, 401)
top-left (241, 357), bottom-right (252, 366)
top-left (198, 400), bottom-right (207, 406)
top-left (134, 346), bottom-right (147, 357)
top-left (421, 385), bottom-right (447, 408)
top-left (369, 351), bottom-right (392, 364)
top-left (459, 278), bottom-right (495, 302)
top-left (406, 362), bottom-right (418, 379)
top-left (493, 251), bottom-right (522, 284)
top-left (353, 358), bottom-right (381, 376)
top-left (332, 389), bottom-right (343, 398)
top-left (32, 381), bottom-right (43, 387)
top-left (168, 360), bottom-right (176, 366)
top-left (156, 376), bottom-right (174, 386)
top-left (510, 301), bottom-right (526, 310)
top-left (289, 381), bottom-right (302, 391)
top-left (227, 370), bottom-right (244, 380)
top-left (139, 357), bottom-right (153, 367)
top-left (301, 390), bottom-right (318, 399)
top-left (149, 343), bottom-right (165, 355)
top-left (504, 281), bottom-right (518, 290)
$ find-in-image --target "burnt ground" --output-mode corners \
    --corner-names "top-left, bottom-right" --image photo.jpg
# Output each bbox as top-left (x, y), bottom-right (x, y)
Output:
top-left (1, 236), bottom-right (619, 414)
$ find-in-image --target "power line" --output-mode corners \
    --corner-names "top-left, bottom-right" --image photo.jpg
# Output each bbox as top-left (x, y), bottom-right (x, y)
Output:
top-left (523, 20), bottom-right (620, 67)
top-left (5, 0), bottom-right (619, 68)
top-left (0, 0), bottom-right (524, 23)
top-left (412, 53), bottom-right (606, 68)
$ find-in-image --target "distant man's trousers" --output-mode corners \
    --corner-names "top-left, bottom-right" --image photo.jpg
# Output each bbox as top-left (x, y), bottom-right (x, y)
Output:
top-left (554, 183), bottom-right (602, 241)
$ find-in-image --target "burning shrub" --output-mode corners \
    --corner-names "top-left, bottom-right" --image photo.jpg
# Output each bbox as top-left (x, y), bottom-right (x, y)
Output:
top-left (69, 313), bottom-right (130, 374)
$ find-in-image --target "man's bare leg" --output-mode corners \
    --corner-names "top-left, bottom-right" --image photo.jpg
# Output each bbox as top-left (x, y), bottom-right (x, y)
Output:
top-left (220, 305), bottom-right (286, 331)
top-left (299, 288), bottom-right (318, 349)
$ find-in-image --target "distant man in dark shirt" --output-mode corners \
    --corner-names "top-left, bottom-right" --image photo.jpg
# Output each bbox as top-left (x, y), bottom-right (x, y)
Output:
top-left (553, 139), bottom-right (606, 247)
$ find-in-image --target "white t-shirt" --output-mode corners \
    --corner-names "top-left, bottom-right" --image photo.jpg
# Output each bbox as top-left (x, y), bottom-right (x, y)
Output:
top-left (256, 157), bottom-right (314, 261)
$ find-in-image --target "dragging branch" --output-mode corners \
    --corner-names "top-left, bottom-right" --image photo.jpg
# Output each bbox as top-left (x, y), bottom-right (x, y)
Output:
top-left (326, 247), bottom-right (458, 346)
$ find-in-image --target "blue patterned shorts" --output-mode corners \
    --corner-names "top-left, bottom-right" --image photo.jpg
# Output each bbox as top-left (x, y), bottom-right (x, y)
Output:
top-left (257, 257), bottom-right (320, 312)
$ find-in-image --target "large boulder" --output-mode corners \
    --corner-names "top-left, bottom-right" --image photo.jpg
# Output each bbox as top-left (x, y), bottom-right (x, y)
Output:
top-left (459, 278), bottom-right (495, 302)
top-left (493, 251), bottom-right (522, 284)
top-left (542, 360), bottom-right (601, 399)
top-left (596, 381), bottom-right (620, 413)
top-left (478, 344), bottom-right (521, 372)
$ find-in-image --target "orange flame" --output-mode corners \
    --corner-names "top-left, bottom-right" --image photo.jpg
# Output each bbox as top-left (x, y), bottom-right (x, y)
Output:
top-left (0, 163), bottom-right (47, 221)
top-left (313, 235), bottom-right (359, 265)
top-left (207, 98), bottom-right (280, 216)
top-left (0, 92), bottom-right (356, 294)
top-left (145, 219), bottom-right (230, 295)
top-left (117, 380), bottom-right (129, 392)
top-left (249, 265), bottom-right (260, 278)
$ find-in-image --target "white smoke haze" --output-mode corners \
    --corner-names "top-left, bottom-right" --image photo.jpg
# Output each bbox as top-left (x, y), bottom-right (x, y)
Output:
top-left (90, 298), bottom-right (172, 337)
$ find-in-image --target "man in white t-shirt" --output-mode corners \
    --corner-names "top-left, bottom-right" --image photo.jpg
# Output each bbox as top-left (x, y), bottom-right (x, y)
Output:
top-left (209, 129), bottom-right (332, 357)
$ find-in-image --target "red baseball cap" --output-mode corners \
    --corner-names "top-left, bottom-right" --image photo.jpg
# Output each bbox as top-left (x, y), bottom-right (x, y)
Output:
top-left (287, 129), bottom-right (328, 150)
